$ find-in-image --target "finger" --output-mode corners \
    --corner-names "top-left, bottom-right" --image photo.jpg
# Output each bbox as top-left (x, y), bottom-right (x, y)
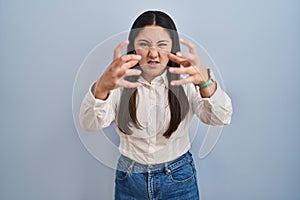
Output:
top-left (117, 79), bottom-right (141, 88)
top-left (168, 53), bottom-right (185, 64)
top-left (168, 53), bottom-right (191, 67)
top-left (124, 69), bottom-right (142, 77)
top-left (176, 52), bottom-right (196, 65)
top-left (121, 57), bottom-right (140, 69)
top-left (170, 76), bottom-right (195, 86)
top-left (180, 38), bottom-right (197, 54)
top-left (169, 66), bottom-right (195, 75)
top-left (119, 54), bottom-right (141, 64)
top-left (113, 40), bottom-right (129, 59)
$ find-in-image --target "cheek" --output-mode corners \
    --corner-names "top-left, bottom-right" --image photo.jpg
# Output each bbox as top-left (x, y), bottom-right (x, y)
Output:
top-left (135, 49), bottom-right (146, 57)
top-left (135, 50), bottom-right (147, 62)
top-left (160, 54), bottom-right (169, 63)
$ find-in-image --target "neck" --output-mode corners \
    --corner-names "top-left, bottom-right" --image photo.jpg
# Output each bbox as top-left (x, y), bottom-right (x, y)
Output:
top-left (142, 74), bottom-right (155, 83)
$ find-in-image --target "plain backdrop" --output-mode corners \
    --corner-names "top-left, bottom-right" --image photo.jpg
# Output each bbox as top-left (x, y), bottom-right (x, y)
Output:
top-left (1, 0), bottom-right (299, 199)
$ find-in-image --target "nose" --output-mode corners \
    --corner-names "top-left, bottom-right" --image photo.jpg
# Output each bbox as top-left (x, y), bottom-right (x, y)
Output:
top-left (148, 47), bottom-right (159, 58)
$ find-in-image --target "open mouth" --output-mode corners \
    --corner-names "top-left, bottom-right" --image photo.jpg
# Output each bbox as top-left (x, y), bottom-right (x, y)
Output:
top-left (147, 61), bottom-right (160, 65)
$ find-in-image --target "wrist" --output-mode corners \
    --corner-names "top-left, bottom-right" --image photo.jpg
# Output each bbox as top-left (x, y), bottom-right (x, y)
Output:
top-left (195, 68), bottom-right (217, 97)
top-left (199, 80), bottom-right (217, 98)
top-left (93, 82), bottom-right (110, 100)
top-left (195, 72), bottom-right (213, 89)
top-left (195, 78), bottom-right (214, 89)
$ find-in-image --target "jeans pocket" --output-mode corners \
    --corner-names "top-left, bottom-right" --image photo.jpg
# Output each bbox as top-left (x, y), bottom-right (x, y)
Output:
top-left (115, 169), bottom-right (129, 181)
top-left (116, 156), bottom-right (134, 182)
top-left (168, 160), bottom-right (195, 183)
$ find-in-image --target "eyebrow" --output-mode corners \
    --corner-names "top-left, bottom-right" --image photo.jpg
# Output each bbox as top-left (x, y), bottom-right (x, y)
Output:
top-left (137, 39), bottom-right (170, 43)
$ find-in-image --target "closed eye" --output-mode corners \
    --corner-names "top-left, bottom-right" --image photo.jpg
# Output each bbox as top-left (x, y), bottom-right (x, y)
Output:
top-left (139, 42), bottom-right (150, 47)
top-left (158, 43), bottom-right (167, 47)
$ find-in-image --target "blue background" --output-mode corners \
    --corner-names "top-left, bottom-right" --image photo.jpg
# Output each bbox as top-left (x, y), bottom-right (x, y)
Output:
top-left (1, 0), bottom-right (299, 199)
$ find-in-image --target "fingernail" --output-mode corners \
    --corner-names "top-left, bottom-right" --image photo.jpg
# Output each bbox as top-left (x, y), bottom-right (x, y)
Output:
top-left (176, 52), bottom-right (182, 57)
top-left (169, 68), bottom-right (174, 72)
top-left (136, 55), bottom-right (142, 59)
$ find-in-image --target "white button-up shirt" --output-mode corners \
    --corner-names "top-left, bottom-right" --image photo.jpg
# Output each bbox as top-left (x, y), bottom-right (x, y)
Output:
top-left (79, 70), bottom-right (232, 164)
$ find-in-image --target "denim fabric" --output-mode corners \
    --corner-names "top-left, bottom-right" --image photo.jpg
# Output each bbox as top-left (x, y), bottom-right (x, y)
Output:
top-left (114, 151), bottom-right (199, 200)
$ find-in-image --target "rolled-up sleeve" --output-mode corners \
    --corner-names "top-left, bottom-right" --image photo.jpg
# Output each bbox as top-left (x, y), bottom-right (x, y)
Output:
top-left (189, 81), bottom-right (233, 126)
top-left (79, 84), bottom-right (119, 131)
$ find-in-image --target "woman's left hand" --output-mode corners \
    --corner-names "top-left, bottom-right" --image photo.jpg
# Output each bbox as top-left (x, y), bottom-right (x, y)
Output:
top-left (168, 39), bottom-right (210, 86)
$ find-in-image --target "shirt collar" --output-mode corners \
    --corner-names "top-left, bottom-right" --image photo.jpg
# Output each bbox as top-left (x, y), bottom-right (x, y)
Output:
top-left (138, 70), bottom-right (169, 88)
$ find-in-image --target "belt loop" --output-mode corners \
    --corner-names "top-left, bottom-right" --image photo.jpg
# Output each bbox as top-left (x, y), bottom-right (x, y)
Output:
top-left (128, 161), bottom-right (135, 173)
top-left (164, 163), bottom-right (171, 175)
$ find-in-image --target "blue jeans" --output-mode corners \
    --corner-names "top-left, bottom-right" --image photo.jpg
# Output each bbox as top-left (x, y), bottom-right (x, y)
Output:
top-left (114, 151), bottom-right (199, 200)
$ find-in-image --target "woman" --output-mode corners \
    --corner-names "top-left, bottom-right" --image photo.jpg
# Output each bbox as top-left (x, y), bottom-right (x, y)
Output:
top-left (80, 10), bottom-right (232, 200)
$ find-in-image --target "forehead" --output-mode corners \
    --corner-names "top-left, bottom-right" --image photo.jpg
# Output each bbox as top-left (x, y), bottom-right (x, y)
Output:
top-left (135, 25), bottom-right (171, 42)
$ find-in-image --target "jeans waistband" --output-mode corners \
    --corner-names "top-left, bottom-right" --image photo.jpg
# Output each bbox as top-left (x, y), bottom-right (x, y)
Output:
top-left (117, 151), bottom-right (193, 173)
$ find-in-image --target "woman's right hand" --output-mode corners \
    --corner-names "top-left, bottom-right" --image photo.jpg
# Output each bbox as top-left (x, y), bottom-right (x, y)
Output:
top-left (93, 41), bottom-right (142, 100)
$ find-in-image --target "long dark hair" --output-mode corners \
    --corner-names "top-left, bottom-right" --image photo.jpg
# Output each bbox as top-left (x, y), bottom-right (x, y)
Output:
top-left (117, 11), bottom-right (189, 138)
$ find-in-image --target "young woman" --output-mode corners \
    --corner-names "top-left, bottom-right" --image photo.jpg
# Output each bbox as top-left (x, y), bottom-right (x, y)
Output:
top-left (80, 10), bottom-right (232, 200)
